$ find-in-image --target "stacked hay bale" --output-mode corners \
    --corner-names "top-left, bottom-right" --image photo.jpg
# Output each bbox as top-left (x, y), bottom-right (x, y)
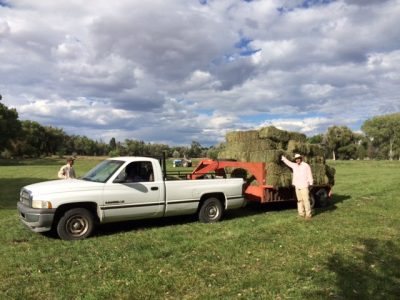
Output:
top-left (218, 126), bottom-right (335, 188)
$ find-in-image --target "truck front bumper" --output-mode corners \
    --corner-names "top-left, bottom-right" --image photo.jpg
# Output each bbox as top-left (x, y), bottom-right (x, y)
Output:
top-left (17, 202), bottom-right (56, 233)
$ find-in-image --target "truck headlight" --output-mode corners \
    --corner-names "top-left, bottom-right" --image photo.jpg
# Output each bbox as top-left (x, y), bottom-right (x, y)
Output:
top-left (32, 200), bottom-right (53, 209)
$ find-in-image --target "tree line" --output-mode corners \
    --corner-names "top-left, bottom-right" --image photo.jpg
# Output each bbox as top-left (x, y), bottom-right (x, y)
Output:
top-left (1, 100), bottom-right (399, 160)
top-left (0, 101), bottom-right (207, 159)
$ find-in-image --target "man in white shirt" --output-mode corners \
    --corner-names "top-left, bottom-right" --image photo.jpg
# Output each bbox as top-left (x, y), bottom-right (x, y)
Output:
top-left (281, 153), bottom-right (314, 219)
top-left (58, 157), bottom-right (76, 179)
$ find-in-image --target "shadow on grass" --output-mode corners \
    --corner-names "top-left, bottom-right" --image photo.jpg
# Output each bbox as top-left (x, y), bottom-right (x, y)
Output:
top-left (95, 194), bottom-right (352, 237)
top-left (304, 239), bottom-right (400, 299)
top-left (0, 177), bottom-right (49, 209)
top-left (96, 201), bottom-right (307, 237)
top-left (96, 214), bottom-right (198, 237)
top-left (95, 202), bottom-right (296, 237)
top-left (312, 193), bottom-right (351, 216)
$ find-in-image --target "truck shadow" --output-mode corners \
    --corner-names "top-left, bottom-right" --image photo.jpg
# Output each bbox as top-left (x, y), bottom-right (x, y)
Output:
top-left (96, 193), bottom-right (351, 237)
top-left (96, 214), bottom-right (199, 237)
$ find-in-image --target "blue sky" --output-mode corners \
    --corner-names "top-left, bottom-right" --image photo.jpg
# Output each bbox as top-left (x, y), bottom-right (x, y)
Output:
top-left (0, 0), bottom-right (399, 146)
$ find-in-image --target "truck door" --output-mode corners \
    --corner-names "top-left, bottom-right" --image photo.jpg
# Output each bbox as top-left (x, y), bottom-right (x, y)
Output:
top-left (101, 161), bottom-right (164, 222)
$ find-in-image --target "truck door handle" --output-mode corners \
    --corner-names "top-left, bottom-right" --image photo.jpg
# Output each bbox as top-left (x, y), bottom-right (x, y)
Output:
top-left (151, 187), bottom-right (159, 191)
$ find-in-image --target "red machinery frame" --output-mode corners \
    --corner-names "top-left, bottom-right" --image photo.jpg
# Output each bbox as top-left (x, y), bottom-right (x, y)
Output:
top-left (190, 159), bottom-right (332, 204)
top-left (190, 159), bottom-right (273, 203)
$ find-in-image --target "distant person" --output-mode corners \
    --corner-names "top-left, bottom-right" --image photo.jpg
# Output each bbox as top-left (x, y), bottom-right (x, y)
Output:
top-left (58, 157), bottom-right (76, 179)
top-left (281, 153), bottom-right (314, 220)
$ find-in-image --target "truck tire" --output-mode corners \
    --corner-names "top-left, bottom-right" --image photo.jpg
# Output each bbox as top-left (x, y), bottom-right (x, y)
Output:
top-left (198, 197), bottom-right (223, 223)
top-left (56, 208), bottom-right (95, 240)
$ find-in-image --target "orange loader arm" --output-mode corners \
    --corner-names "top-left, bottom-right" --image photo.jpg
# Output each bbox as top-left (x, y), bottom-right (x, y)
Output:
top-left (190, 159), bottom-right (272, 203)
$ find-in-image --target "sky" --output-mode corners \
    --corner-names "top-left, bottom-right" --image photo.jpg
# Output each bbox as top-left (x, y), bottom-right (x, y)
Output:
top-left (0, 0), bottom-right (399, 146)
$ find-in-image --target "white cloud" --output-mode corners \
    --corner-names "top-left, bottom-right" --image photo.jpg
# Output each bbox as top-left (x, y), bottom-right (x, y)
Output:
top-left (1, 0), bottom-right (400, 146)
top-left (301, 83), bottom-right (334, 99)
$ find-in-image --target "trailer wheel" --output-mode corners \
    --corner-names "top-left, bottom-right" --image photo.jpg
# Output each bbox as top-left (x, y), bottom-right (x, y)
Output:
top-left (313, 188), bottom-right (329, 208)
top-left (309, 194), bottom-right (316, 209)
top-left (198, 197), bottom-right (223, 223)
top-left (231, 168), bottom-right (247, 180)
top-left (56, 208), bottom-right (95, 240)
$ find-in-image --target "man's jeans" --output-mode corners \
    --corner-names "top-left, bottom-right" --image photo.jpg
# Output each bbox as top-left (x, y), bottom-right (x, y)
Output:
top-left (295, 187), bottom-right (312, 218)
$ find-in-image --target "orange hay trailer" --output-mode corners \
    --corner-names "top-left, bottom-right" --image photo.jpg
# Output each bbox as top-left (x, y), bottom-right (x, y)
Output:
top-left (189, 159), bottom-right (332, 208)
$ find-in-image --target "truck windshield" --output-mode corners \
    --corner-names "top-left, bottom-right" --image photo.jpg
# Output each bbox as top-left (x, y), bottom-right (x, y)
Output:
top-left (82, 160), bottom-right (124, 183)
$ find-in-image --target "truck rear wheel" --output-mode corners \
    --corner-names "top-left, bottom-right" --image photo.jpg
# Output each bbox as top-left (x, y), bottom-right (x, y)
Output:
top-left (56, 208), bottom-right (95, 240)
top-left (198, 197), bottom-right (223, 223)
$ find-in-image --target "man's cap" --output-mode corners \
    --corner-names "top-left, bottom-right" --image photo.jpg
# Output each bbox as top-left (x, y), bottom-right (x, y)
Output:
top-left (67, 157), bottom-right (75, 161)
top-left (294, 153), bottom-right (302, 160)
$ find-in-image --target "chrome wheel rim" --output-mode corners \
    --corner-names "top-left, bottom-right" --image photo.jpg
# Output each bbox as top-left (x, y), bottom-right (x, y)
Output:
top-left (66, 216), bottom-right (89, 237)
top-left (206, 203), bottom-right (220, 220)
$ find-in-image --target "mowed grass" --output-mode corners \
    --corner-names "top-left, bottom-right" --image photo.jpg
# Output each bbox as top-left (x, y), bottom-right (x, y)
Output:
top-left (0, 158), bottom-right (399, 299)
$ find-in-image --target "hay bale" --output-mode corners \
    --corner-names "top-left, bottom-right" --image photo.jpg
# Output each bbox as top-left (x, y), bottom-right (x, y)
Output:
top-left (288, 131), bottom-right (307, 142)
top-left (258, 126), bottom-right (290, 142)
top-left (218, 150), bottom-right (249, 162)
top-left (325, 164), bottom-right (336, 185)
top-left (245, 149), bottom-right (286, 163)
top-left (221, 127), bottom-right (335, 188)
top-left (226, 130), bottom-right (259, 143)
top-left (309, 144), bottom-right (325, 156)
top-left (309, 156), bottom-right (325, 164)
top-left (311, 163), bottom-right (328, 185)
top-left (226, 139), bottom-right (279, 152)
top-left (287, 140), bottom-right (311, 156)
top-left (265, 163), bottom-right (292, 187)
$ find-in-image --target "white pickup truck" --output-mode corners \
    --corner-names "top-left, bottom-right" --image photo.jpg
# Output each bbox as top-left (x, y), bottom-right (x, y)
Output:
top-left (17, 156), bottom-right (245, 240)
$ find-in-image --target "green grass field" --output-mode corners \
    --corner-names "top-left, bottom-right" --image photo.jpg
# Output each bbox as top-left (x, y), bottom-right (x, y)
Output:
top-left (0, 158), bottom-right (399, 299)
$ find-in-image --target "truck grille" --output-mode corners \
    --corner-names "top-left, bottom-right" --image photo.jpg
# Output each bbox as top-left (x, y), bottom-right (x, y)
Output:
top-left (20, 189), bottom-right (32, 206)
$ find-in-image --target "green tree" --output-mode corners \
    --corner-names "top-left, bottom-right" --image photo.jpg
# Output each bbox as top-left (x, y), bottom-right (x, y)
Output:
top-left (307, 134), bottom-right (324, 144)
top-left (109, 137), bottom-right (117, 151)
top-left (15, 120), bottom-right (47, 157)
top-left (188, 141), bottom-right (202, 158)
top-left (362, 113), bottom-right (400, 160)
top-left (43, 126), bottom-right (67, 155)
top-left (324, 126), bottom-right (355, 160)
top-left (0, 102), bottom-right (21, 152)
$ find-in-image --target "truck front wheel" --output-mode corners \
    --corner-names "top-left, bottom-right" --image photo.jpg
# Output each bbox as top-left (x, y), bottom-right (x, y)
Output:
top-left (56, 208), bottom-right (95, 240)
top-left (198, 197), bottom-right (223, 223)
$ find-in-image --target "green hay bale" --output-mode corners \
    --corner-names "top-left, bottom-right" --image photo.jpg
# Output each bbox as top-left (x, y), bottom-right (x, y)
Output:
top-left (247, 151), bottom-right (266, 163)
top-left (226, 130), bottom-right (260, 143)
top-left (265, 163), bottom-right (292, 187)
top-left (325, 164), bottom-right (336, 185)
top-left (309, 144), bottom-right (325, 156)
top-left (226, 139), bottom-right (279, 152)
top-left (280, 173), bottom-right (292, 187)
top-left (287, 140), bottom-right (311, 156)
top-left (246, 149), bottom-right (286, 163)
top-left (311, 163), bottom-right (328, 185)
top-left (258, 126), bottom-right (290, 142)
top-left (218, 150), bottom-right (237, 160)
top-left (288, 131), bottom-right (307, 142)
top-left (309, 156), bottom-right (325, 164)
top-left (264, 149), bottom-right (285, 163)
top-left (218, 150), bottom-right (249, 162)
top-left (221, 127), bottom-right (335, 187)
